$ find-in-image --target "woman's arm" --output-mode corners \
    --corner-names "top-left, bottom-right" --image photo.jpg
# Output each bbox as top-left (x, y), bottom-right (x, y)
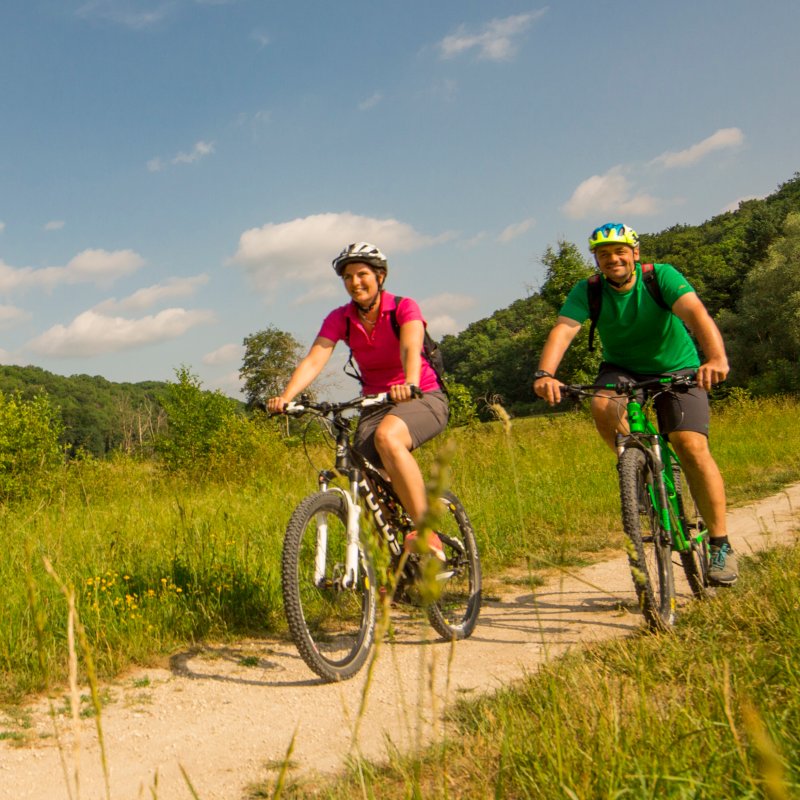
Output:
top-left (394, 319), bottom-right (425, 401)
top-left (267, 336), bottom-right (335, 412)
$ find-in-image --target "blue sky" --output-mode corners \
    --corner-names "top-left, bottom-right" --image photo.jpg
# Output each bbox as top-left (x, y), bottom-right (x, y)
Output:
top-left (1, 0), bottom-right (798, 398)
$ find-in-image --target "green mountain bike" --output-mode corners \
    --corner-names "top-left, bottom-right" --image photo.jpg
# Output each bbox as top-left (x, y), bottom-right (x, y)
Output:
top-left (277, 393), bottom-right (482, 681)
top-left (561, 374), bottom-right (711, 630)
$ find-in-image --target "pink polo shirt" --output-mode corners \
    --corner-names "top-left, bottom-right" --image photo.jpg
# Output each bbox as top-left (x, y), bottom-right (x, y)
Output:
top-left (318, 292), bottom-right (441, 395)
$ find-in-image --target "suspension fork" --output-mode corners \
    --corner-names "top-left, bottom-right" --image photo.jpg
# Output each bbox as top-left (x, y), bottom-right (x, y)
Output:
top-left (313, 470), bottom-right (363, 589)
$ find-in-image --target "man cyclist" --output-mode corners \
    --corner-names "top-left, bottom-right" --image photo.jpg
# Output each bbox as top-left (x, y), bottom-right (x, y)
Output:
top-left (267, 242), bottom-right (449, 559)
top-left (533, 222), bottom-right (737, 585)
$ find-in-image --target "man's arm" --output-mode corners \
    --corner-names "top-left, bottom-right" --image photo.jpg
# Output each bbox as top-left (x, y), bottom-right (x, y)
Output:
top-left (533, 316), bottom-right (582, 405)
top-left (671, 292), bottom-right (729, 390)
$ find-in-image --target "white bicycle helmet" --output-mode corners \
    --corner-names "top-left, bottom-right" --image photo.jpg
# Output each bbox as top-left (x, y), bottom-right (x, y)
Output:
top-left (332, 242), bottom-right (388, 277)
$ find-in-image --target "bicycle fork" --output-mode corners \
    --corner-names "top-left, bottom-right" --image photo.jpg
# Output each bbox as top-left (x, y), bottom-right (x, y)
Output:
top-left (315, 476), bottom-right (363, 590)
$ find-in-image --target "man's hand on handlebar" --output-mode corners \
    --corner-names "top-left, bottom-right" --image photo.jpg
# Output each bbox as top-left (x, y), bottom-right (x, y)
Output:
top-left (695, 358), bottom-right (729, 392)
top-left (533, 375), bottom-right (563, 406)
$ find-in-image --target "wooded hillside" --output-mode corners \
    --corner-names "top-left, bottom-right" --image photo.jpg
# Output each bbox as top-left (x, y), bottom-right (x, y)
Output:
top-left (440, 173), bottom-right (800, 412)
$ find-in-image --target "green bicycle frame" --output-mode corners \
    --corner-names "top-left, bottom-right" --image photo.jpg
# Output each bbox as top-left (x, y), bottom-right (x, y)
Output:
top-left (614, 383), bottom-right (695, 555)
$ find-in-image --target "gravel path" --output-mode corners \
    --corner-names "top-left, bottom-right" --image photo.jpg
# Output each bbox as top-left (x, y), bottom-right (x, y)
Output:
top-left (1, 484), bottom-right (798, 800)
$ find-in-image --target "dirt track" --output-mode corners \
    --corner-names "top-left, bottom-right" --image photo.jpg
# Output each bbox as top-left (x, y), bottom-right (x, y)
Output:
top-left (1, 484), bottom-right (799, 800)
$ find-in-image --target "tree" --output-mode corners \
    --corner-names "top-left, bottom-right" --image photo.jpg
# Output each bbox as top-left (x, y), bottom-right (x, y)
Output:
top-left (239, 326), bottom-right (304, 406)
top-left (0, 391), bottom-right (63, 502)
top-left (155, 366), bottom-right (240, 472)
top-left (719, 211), bottom-right (800, 394)
top-left (538, 240), bottom-right (593, 310)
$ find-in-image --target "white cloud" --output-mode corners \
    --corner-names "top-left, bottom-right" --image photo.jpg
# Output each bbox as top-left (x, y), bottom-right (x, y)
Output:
top-left (419, 293), bottom-right (476, 317)
top-left (148, 140), bottom-right (215, 172)
top-left (65, 249), bottom-right (145, 282)
top-left (358, 92), bottom-right (383, 111)
top-left (229, 212), bottom-right (452, 298)
top-left (44, 220), bottom-right (65, 231)
top-left (651, 128), bottom-right (744, 169)
top-left (76, 0), bottom-right (171, 29)
top-left (439, 11), bottom-right (546, 61)
top-left (95, 274), bottom-right (209, 313)
top-left (419, 293), bottom-right (476, 338)
top-left (562, 167), bottom-right (660, 220)
top-left (203, 342), bottom-right (243, 365)
top-left (28, 307), bottom-right (215, 358)
top-left (498, 217), bottom-right (535, 243)
top-left (0, 249), bottom-right (145, 293)
top-left (251, 29), bottom-right (270, 48)
top-left (0, 304), bottom-right (32, 330)
top-left (0, 222), bottom-right (5, 233)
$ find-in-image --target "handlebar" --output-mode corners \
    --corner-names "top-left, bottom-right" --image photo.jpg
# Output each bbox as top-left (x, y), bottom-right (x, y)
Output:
top-left (559, 373), bottom-right (698, 399)
top-left (274, 385), bottom-right (423, 418)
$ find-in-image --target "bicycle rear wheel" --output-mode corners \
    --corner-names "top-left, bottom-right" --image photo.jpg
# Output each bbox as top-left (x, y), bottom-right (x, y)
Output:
top-left (618, 448), bottom-right (676, 630)
top-left (673, 465), bottom-right (710, 598)
top-left (281, 491), bottom-right (376, 681)
top-left (425, 492), bottom-right (482, 641)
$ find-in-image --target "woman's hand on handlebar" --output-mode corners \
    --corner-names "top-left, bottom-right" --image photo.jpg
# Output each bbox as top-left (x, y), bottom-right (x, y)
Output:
top-left (267, 396), bottom-right (290, 414)
top-left (389, 383), bottom-right (421, 403)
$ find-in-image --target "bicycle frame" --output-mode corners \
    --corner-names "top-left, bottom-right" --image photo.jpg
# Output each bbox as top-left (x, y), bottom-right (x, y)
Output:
top-left (286, 394), bottom-right (405, 591)
top-left (609, 378), bottom-right (701, 556)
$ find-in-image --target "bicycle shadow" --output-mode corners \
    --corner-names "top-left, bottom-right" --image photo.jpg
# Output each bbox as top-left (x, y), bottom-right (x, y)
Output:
top-left (169, 643), bottom-right (328, 688)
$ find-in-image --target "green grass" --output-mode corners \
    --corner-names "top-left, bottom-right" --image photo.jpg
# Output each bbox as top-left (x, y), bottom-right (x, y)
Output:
top-left (0, 394), bottom-right (799, 707)
top-left (264, 543), bottom-right (800, 799)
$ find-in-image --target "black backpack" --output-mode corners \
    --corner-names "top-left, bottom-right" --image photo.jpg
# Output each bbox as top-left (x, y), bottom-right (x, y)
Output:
top-left (343, 296), bottom-right (448, 394)
top-left (587, 263), bottom-right (669, 352)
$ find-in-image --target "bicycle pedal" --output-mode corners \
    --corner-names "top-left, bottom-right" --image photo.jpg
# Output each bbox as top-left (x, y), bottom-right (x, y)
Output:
top-left (435, 570), bottom-right (456, 582)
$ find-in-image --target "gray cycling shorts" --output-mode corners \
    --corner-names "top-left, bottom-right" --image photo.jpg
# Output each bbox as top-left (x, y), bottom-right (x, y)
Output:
top-left (354, 391), bottom-right (449, 467)
top-left (595, 364), bottom-right (710, 438)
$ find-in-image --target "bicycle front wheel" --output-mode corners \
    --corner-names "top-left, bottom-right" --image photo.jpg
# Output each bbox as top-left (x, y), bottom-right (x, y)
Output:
top-left (281, 491), bottom-right (376, 682)
top-left (425, 492), bottom-right (482, 641)
top-left (618, 448), bottom-right (676, 630)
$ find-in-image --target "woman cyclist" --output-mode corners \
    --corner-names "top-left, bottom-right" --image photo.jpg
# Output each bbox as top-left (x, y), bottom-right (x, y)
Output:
top-left (267, 242), bottom-right (449, 553)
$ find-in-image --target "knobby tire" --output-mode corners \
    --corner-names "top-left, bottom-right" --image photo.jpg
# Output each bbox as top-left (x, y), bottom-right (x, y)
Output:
top-left (424, 492), bottom-right (482, 641)
top-left (281, 491), bottom-right (376, 682)
top-left (618, 448), bottom-right (676, 630)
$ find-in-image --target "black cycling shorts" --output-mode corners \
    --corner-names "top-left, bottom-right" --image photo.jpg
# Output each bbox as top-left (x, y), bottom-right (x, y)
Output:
top-left (594, 364), bottom-right (710, 438)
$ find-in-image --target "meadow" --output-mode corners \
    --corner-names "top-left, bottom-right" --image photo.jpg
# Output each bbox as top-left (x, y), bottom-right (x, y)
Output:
top-left (1, 395), bottom-right (800, 799)
top-left (1, 394), bottom-right (798, 707)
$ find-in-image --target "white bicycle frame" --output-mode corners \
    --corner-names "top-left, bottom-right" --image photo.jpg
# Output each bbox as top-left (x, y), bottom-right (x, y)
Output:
top-left (287, 392), bottom-right (389, 591)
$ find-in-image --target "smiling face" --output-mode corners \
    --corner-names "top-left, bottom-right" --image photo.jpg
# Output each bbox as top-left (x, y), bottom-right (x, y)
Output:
top-left (593, 243), bottom-right (639, 288)
top-left (341, 261), bottom-right (383, 307)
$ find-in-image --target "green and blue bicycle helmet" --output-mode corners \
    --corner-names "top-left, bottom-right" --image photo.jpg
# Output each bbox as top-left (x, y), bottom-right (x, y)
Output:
top-left (588, 222), bottom-right (639, 252)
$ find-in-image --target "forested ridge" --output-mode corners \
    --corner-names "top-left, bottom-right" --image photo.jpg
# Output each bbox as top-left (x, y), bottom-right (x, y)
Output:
top-left (2, 173), bottom-right (799, 455)
top-left (0, 364), bottom-right (170, 457)
top-left (440, 172), bottom-right (800, 412)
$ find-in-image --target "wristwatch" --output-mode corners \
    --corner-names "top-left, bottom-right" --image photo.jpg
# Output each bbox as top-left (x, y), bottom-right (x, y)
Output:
top-left (533, 370), bottom-right (554, 381)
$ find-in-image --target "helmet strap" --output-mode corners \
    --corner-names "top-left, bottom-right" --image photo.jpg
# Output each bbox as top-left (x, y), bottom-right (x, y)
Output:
top-left (605, 269), bottom-right (636, 289)
top-left (356, 289), bottom-right (383, 314)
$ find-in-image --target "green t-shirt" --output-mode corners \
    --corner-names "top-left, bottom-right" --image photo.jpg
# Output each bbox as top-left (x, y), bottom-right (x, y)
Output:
top-left (559, 262), bottom-right (700, 373)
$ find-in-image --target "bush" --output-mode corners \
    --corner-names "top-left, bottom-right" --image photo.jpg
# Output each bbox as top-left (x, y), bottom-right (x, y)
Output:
top-left (0, 391), bottom-right (63, 503)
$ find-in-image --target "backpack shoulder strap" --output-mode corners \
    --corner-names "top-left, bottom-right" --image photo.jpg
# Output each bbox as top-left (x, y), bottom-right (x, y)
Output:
top-left (586, 274), bottom-right (603, 353)
top-left (389, 295), bottom-right (403, 338)
top-left (640, 263), bottom-right (669, 310)
top-left (342, 312), bottom-right (364, 385)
